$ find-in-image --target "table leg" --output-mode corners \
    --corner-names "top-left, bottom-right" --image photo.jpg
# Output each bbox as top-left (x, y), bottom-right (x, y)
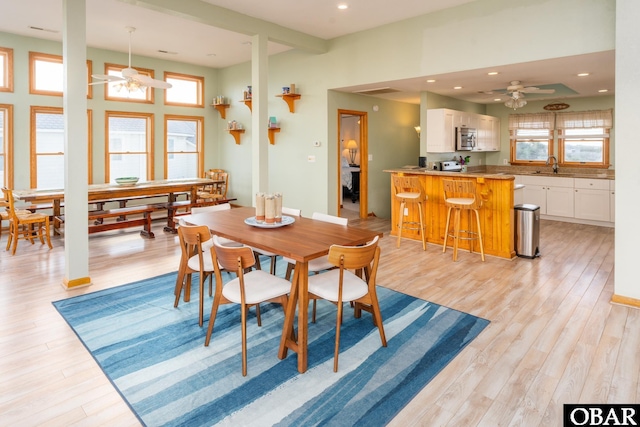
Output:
top-left (52, 199), bottom-right (61, 235)
top-left (163, 192), bottom-right (178, 233)
top-left (277, 261), bottom-right (309, 373)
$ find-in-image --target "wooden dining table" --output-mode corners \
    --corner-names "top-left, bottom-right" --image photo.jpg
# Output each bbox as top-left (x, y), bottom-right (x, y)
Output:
top-left (13, 178), bottom-right (215, 235)
top-left (182, 206), bottom-right (383, 373)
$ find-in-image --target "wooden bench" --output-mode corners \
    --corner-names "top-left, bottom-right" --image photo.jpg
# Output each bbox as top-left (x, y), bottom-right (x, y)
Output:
top-left (56, 205), bottom-right (157, 238)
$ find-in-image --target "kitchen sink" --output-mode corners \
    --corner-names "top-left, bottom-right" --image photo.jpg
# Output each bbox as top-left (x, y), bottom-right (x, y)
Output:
top-left (527, 171), bottom-right (574, 177)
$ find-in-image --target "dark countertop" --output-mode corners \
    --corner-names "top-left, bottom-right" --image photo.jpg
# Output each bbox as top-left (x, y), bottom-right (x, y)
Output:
top-left (385, 166), bottom-right (615, 180)
top-left (384, 168), bottom-right (515, 180)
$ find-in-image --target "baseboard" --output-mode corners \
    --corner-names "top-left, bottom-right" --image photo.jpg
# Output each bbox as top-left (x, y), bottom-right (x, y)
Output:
top-left (611, 294), bottom-right (640, 309)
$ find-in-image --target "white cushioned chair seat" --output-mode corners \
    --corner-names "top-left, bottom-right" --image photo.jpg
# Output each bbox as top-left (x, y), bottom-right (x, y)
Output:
top-left (446, 197), bottom-right (474, 206)
top-left (282, 255), bottom-right (333, 272)
top-left (395, 191), bottom-right (421, 200)
top-left (307, 269), bottom-right (368, 302)
top-left (222, 270), bottom-right (292, 305)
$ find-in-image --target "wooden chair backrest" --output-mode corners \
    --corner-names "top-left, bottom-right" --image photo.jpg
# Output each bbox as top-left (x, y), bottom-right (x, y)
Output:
top-left (327, 235), bottom-right (381, 283)
top-left (442, 179), bottom-right (481, 209)
top-left (1, 187), bottom-right (17, 221)
top-left (212, 235), bottom-right (254, 272)
top-left (392, 175), bottom-right (426, 201)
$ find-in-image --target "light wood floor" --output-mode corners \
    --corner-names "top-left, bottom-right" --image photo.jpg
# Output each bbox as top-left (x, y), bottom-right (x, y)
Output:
top-left (0, 215), bottom-right (634, 426)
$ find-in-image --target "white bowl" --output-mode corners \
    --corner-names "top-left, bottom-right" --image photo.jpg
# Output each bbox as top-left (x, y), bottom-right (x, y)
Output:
top-left (115, 177), bottom-right (139, 186)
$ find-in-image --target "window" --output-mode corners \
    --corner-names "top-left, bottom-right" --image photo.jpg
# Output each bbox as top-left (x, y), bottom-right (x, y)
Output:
top-left (106, 111), bottom-right (153, 183)
top-left (104, 63), bottom-right (154, 103)
top-left (164, 72), bottom-right (204, 107)
top-left (164, 115), bottom-right (203, 179)
top-left (0, 104), bottom-right (13, 188)
top-left (30, 106), bottom-right (93, 189)
top-left (509, 112), bottom-right (554, 165)
top-left (557, 110), bottom-right (612, 168)
top-left (1, 47), bottom-right (13, 92)
top-left (30, 52), bottom-right (63, 95)
top-left (29, 51), bottom-right (92, 97)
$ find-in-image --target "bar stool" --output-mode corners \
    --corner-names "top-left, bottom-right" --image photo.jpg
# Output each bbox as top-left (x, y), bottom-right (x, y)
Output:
top-left (442, 179), bottom-right (485, 261)
top-left (392, 175), bottom-right (427, 250)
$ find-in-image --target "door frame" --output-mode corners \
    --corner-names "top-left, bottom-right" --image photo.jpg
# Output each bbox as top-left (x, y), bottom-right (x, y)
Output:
top-left (337, 109), bottom-right (368, 218)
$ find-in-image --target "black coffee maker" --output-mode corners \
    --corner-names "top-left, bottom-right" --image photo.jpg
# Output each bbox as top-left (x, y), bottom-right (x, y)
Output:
top-left (419, 156), bottom-right (427, 168)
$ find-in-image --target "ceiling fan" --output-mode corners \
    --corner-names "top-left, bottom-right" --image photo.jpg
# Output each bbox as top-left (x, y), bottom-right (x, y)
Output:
top-left (89, 27), bottom-right (172, 92)
top-left (487, 80), bottom-right (556, 109)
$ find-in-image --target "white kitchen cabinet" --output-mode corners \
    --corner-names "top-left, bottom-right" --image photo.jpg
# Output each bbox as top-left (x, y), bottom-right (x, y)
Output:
top-left (427, 108), bottom-right (499, 153)
top-left (574, 178), bottom-right (610, 222)
top-left (426, 108), bottom-right (456, 153)
top-left (475, 115), bottom-right (500, 151)
top-left (520, 175), bottom-right (574, 217)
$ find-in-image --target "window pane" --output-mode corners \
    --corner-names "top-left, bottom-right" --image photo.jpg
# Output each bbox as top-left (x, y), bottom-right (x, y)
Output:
top-left (109, 154), bottom-right (147, 183)
top-left (108, 117), bottom-right (147, 152)
top-left (0, 55), bottom-right (4, 86)
top-left (166, 78), bottom-right (198, 104)
top-left (167, 119), bottom-right (197, 152)
top-left (515, 140), bottom-right (550, 161)
top-left (167, 153), bottom-right (197, 179)
top-left (35, 59), bottom-right (63, 92)
top-left (564, 139), bottom-right (603, 162)
top-left (37, 156), bottom-right (64, 189)
top-left (36, 113), bottom-right (65, 153)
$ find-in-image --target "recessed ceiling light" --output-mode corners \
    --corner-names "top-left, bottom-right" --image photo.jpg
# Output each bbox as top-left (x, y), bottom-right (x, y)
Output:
top-left (207, 53), bottom-right (217, 57)
top-left (598, 89), bottom-right (608, 93)
top-left (453, 86), bottom-right (462, 90)
top-left (426, 79), bottom-right (436, 83)
top-left (577, 72), bottom-right (590, 77)
top-left (242, 41), bottom-right (252, 45)
top-left (487, 71), bottom-right (499, 76)
top-left (338, 4), bottom-right (348, 9)
top-left (494, 98), bottom-right (502, 102)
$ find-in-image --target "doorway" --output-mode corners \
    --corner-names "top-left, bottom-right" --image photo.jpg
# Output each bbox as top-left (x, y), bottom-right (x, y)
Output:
top-left (338, 109), bottom-right (368, 219)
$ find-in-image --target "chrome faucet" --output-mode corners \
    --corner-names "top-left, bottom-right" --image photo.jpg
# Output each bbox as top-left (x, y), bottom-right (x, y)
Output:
top-left (546, 155), bottom-right (558, 174)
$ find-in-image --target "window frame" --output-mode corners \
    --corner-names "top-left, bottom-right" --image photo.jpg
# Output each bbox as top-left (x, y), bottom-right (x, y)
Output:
top-left (30, 106), bottom-right (93, 188)
top-left (558, 128), bottom-right (610, 168)
top-left (105, 111), bottom-right (154, 183)
top-left (103, 63), bottom-right (155, 104)
top-left (29, 51), bottom-right (93, 98)
top-left (0, 47), bottom-right (14, 93)
top-left (509, 128), bottom-right (554, 166)
top-left (0, 104), bottom-right (14, 189)
top-left (163, 71), bottom-right (205, 107)
top-left (164, 114), bottom-right (204, 179)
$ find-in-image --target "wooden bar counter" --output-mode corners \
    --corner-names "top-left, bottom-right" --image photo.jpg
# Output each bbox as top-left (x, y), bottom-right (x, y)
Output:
top-left (385, 168), bottom-right (516, 259)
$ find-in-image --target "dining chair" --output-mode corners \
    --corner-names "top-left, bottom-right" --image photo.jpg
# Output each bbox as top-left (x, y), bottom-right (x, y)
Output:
top-left (282, 212), bottom-right (348, 322)
top-left (197, 170), bottom-right (229, 202)
top-left (252, 206), bottom-right (301, 275)
top-left (1, 192), bottom-right (30, 239)
top-left (2, 187), bottom-right (53, 255)
top-left (205, 235), bottom-right (291, 376)
top-left (306, 235), bottom-right (386, 372)
top-left (174, 224), bottom-right (215, 327)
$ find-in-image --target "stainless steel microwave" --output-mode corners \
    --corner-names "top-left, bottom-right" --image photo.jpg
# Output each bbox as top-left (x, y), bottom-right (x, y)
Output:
top-left (456, 127), bottom-right (477, 151)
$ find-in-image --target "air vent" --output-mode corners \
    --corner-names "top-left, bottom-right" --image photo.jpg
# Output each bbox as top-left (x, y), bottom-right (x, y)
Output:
top-left (354, 87), bottom-right (400, 95)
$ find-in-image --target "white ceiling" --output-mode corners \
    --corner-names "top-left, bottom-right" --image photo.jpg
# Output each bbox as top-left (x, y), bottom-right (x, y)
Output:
top-left (0, 0), bottom-right (615, 105)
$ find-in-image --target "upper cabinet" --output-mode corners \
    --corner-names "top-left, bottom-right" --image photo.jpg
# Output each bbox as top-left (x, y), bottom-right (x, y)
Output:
top-left (426, 108), bottom-right (500, 153)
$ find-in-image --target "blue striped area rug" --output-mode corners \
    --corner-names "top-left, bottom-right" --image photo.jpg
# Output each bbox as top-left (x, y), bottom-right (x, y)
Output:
top-left (53, 263), bottom-right (489, 427)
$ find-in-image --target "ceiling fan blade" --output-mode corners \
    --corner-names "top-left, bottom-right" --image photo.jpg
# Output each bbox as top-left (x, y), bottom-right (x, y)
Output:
top-left (91, 74), bottom-right (125, 82)
top-left (88, 80), bottom-right (111, 86)
top-left (520, 87), bottom-right (555, 94)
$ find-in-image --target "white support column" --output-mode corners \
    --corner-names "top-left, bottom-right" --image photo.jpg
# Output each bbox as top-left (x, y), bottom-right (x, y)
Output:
top-left (62, 0), bottom-right (91, 288)
top-left (614, 0), bottom-right (640, 304)
top-left (251, 33), bottom-right (269, 196)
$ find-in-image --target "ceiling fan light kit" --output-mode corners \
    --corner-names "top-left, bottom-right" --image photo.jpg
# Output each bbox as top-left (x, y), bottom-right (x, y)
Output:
top-left (497, 80), bottom-right (555, 110)
top-left (89, 26), bottom-right (172, 92)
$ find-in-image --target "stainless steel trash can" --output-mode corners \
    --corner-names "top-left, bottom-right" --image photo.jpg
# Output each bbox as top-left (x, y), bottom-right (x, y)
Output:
top-left (514, 204), bottom-right (540, 258)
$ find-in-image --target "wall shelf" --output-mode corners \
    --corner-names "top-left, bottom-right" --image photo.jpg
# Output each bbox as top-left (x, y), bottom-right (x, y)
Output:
top-left (211, 103), bottom-right (229, 119)
top-left (276, 93), bottom-right (301, 113)
top-left (240, 99), bottom-right (252, 112)
top-left (227, 128), bottom-right (245, 144)
top-left (268, 127), bottom-right (281, 145)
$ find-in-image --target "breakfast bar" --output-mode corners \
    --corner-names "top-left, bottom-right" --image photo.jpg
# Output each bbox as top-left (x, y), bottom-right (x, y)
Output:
top-left (385, 168), bottom-right (516, 259)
